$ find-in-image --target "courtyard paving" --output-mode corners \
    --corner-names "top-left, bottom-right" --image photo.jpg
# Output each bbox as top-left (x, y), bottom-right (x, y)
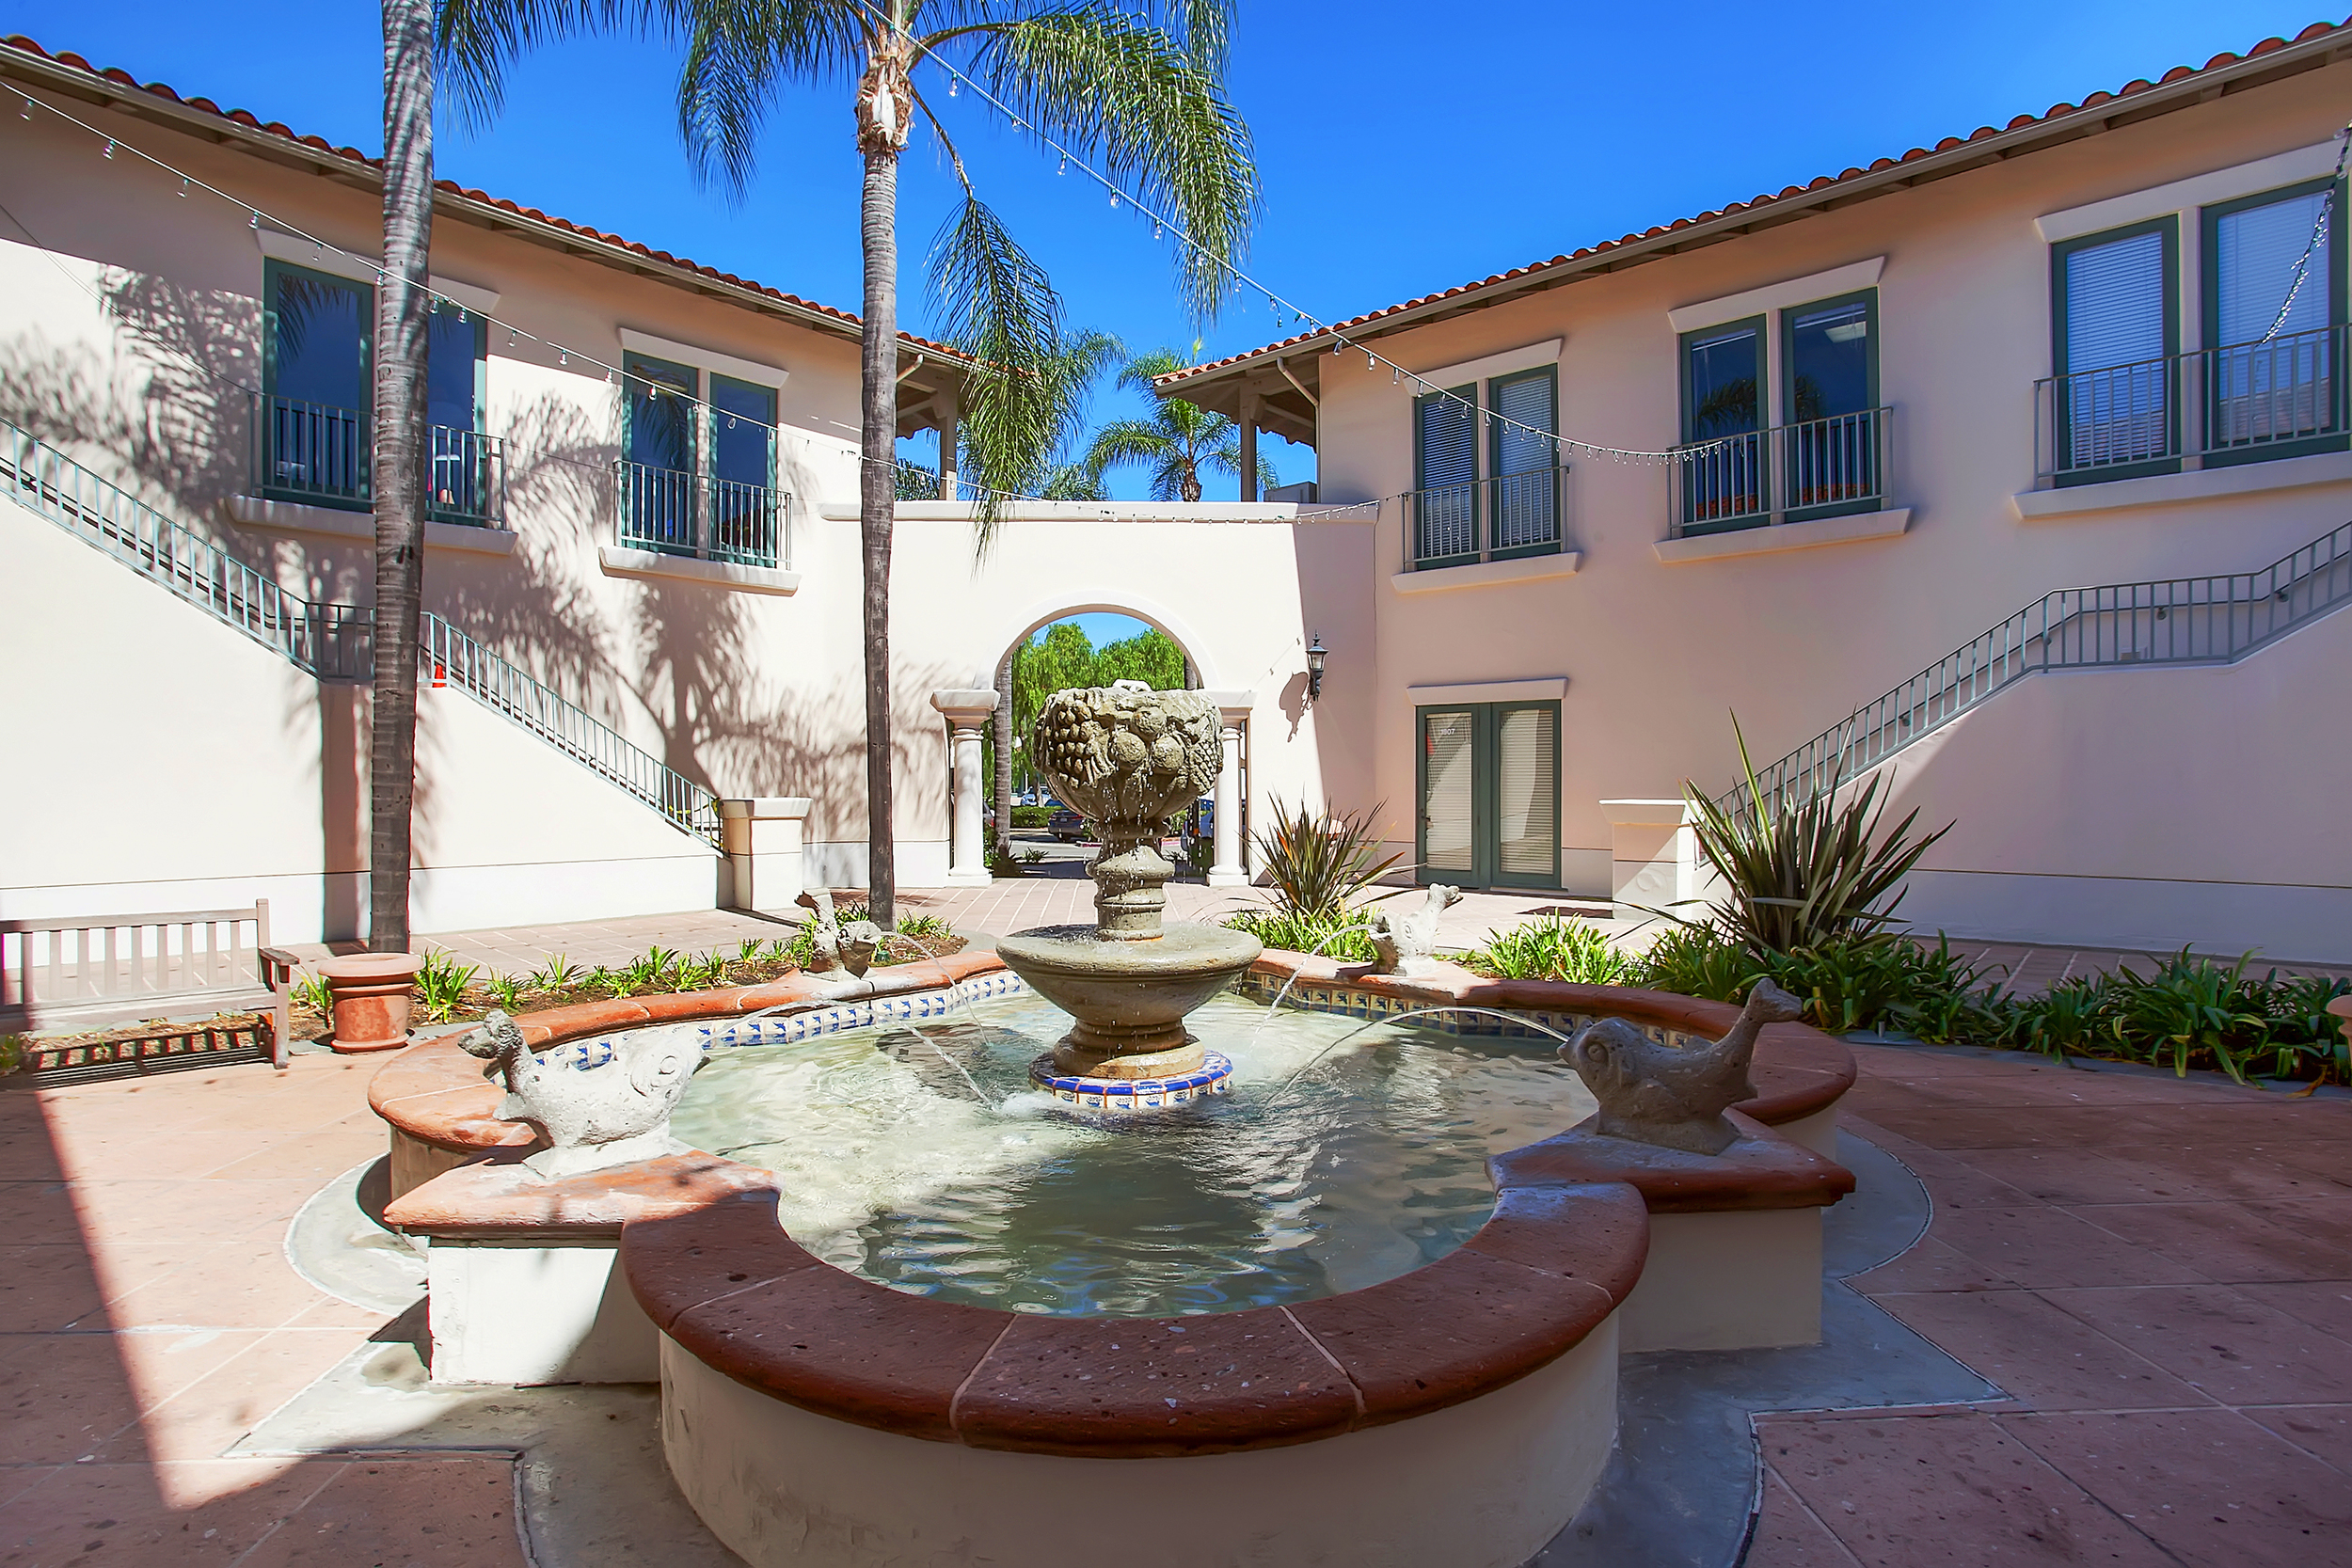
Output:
top-left (4, 963), bottom-right (2347, 1564)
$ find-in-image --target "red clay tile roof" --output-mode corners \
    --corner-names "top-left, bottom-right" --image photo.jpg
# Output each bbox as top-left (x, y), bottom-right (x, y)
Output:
top-left (1159, 18), bottom-right (2352, 388)
top-left (0, 33), bottom-right (972, 365)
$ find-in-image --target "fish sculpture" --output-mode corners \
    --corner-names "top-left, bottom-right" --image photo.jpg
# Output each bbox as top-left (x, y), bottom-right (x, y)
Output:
top-left (458, 1008), bottom-right (702, 1179)
top-left (796, 888), bottom-right (880, 978)
top-left (1558, 978), bottom-right (1804, 1155)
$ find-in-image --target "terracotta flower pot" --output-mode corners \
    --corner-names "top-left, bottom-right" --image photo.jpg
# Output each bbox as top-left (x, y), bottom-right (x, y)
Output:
top-left (318, 953), bottom-right (424, 1053)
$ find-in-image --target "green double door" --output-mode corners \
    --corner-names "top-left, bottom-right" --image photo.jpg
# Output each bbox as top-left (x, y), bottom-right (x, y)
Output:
top-left (1416, 701), bottom-right (1560, 889)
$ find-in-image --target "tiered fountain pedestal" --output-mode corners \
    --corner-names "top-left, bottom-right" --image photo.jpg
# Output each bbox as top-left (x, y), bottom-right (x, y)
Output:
top-left (992, 681), bottom-right (1259, 1110)
top-left (995, 922), bottom-right (1257, 1107)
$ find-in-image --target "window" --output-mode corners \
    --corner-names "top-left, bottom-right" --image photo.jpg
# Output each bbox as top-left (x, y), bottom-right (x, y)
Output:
top-left (1412, 383), bottom-right (1478, 566)
top-left (620, 355), bottom-right (784, 566)
top-left (1486, 367), bottom-right (1560, 559)
top-left (1675, 291), bottom-right (1884, 532)
top-left (1783, 292), bottom-right (1881, 515)
top-left (1407, 365), bottom-right (1567, 570)
top-left (262, 261), bottom-right (369, 506)
top-left (2051, 218), bottom-right (2179, 482)
top-left (1415, 701), bottom-right (1559, 889)
top-left (260, 261), bottom-right (491, 519)
top-left (1678, 316), bottom-right (1764, 531)
top-left (709, 374), bottom-right (780, 566)
top-left (2203, 178), bottom-right (2345, 464)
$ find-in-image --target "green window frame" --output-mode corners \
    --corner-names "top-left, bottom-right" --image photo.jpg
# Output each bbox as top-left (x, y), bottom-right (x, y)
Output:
top-left (2200, 175), bottom-right (2349, 468)
top-left (2051, 214), bottom-right (2181, 485)
top-left (260, 259), bottom-right (373, 511)
top-left (1677, 314), bottom-right (1767, 536)
top-left (1779, 288), bottom-right (1883, 523)
top-left (622, 352), bottom-right (701, 556)
top-left (1411, 382), bottom-right (1481, 568)
top-left (1485, 365), bottom-right (1563, 560)
top-left (1413, 700), bottom-right (1560, 891)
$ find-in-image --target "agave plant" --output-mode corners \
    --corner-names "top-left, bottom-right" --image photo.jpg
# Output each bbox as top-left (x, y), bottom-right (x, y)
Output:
top-left (533, 954), bottom-right (586, 992)
top-left (414, 948), bottom-right (482, 1023)
top-left (1467, 915), bottom-right (1638, 985)
top-left (1681, 717), bottom-right (1950, 956)
top-left (1250, 800), bottom-right (1404, 922)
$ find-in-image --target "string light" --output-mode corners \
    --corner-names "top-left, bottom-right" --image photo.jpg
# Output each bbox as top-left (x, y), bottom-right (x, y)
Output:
top-left (101, 139), bottom-right (115, 159)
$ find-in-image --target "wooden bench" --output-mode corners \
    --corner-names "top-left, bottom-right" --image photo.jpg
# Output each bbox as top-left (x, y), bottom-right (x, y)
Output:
top-left (2, 900), bottom-right (294, 1070)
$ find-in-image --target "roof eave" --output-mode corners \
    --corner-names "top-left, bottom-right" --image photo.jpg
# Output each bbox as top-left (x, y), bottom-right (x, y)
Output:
top-left (1157, 24), bottom-right (2352, 404)
top-left (0, 41), bottom-right (973, 397)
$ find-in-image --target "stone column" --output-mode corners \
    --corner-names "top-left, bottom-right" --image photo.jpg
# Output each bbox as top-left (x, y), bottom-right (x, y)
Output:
top-left (930, 689), bottom-right (999, 887)
top-left (935, 393), bottom-right (961, 501)
top-left (1201, 689), bottom-right (1254, 888)
top-left (720, 797), bottom-right (813, 915)
top-left (1237, 388), bottom-right (1260, 502)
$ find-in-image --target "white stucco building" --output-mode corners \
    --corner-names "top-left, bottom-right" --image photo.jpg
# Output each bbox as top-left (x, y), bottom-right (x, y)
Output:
top-left (5, 24), bottom-right (2350, 959)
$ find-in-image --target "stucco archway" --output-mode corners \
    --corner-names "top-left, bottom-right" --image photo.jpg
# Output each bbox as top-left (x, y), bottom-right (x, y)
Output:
top-left (978, 591), bottom-right (1223, 690)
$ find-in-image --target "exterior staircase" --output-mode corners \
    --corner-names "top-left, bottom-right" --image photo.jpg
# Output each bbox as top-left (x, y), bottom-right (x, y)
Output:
top-left (1738, 519), bottom-right (2352, 813)
top-left (1, 420), bottom-right (723, 848)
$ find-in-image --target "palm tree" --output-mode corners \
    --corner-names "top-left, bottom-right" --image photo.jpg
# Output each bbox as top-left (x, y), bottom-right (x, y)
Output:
top-left (436, 1), bottom-right (1258, 927)
top-left (1082, 346), bottom-right (1274, 502)
top-left (370, 0), bottom-right (437, 953)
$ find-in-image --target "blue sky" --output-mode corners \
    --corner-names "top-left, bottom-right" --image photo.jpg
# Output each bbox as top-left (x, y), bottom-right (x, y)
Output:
top-left (3, 1), bottom-right (2330, 499)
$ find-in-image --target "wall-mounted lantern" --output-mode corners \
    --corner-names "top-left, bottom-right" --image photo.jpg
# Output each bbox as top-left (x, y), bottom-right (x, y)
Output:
top-left (1305, 634), bottom-right (1328, 705)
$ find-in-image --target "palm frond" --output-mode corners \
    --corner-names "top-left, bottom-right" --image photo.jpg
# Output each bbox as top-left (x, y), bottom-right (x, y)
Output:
top-left (927, 192), bottom-right (1067, 545)
top-left (972, 8), bottom-right (1258, 323)
top-left (1082, 417), bottom-right (1175, 475)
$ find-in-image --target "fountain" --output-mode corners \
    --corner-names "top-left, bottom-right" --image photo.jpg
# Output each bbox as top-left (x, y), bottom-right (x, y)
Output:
top-left (993, 680), bottom-right (1262, 1108)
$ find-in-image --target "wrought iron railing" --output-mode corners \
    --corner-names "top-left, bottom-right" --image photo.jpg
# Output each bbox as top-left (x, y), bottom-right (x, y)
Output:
top-left (4, 418), bottom-right (718, 846)
top-left (6, 420), bottom-right (372, 679)
top-left (252, 393), bottom-right (506, 525)
top-left (419, 616), bottom-right (721, 843)
top-left (1405, 465), bottom-right (1567, 569)
top-left (1732, 521), bottom-right (2352, 817)
top-left (2034, 325), bottom-right (2347, 484)
top-left (617, 461), bottom-right (788, 569)
top-left (1669, 407), bottom-right (1892, 536)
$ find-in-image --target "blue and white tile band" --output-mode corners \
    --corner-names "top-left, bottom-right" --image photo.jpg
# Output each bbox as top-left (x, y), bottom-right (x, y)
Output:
top-left (1027, 1050), bottom-right (1234, 1111)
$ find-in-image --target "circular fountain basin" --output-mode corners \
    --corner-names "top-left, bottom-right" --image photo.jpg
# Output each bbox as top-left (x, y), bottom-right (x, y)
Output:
top-left (369, 950), bottom-right (1859, 1568)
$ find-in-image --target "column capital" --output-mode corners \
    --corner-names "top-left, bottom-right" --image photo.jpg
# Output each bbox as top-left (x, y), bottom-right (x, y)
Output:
top-left (930, 689), bottom-right (1000, 726)
top-left (1200, 689), bottom-right (1255, 725)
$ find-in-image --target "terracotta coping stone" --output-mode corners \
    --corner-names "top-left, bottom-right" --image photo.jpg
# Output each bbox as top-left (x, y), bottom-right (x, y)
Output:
top-left (1488, 1110), bottom-right (1856, 1214)
top-left (383, 1150), bottom-right (779, 1241)
top-left (621, 1175), bottom-right (1647, 1458)
top-left (1248, 950), bottom-right (1859, 1129)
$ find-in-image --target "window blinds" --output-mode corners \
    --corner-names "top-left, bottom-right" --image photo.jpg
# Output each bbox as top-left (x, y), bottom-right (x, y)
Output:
top-left (2215, 191), bottom-right (2332, 348)
top-left (1421, 710), bottom-right (1476, 874)
top-left (1415, 385), bottom-right (1478, 561)
top-left (1491, 371), bottom-right (1557, 475)
top-left (1495, 705), bottom-right (1557, 879)
top-left (2064, 230), bottom-right (2168, 373)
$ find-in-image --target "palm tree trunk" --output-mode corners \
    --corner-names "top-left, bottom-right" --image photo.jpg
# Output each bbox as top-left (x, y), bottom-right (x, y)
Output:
top-left (856, 36), bottom-right (910, 930)
top-left (993, 656), bottom-right (1013, 863)
top-left (368, 0), bottom-right (434, 953)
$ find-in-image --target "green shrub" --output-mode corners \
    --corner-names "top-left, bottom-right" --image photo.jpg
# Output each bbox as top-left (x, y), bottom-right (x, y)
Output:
top-left (1252, 799), bottom-right (1401, 921)
top-left (1632, 922), bottom-right (1760, 1004)
top-left (1466, 915), bottom-right (1639, 985)
top-left (1221, 906), bottom-right (1377, 962)
top-left (415, 948), bottom-right (481, 1023)
top-left (1011, 805), bottom-right (1053, 829)
top-left (1678, 718), bottom-right (1950, 954)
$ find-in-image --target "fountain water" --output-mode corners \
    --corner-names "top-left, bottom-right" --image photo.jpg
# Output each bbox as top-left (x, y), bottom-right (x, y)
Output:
top-left (993, 680), bottom-right (1263, 1108)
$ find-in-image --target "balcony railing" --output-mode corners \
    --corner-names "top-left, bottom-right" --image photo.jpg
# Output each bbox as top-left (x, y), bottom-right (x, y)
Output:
top-left (1405, 465), bottom-right (1566, 570)
top-left (617, 461), bottom-right (789, 569)
top-left (250, 394), bottom-right (506, 526)
top-left (1668, 407), bottom-right (1892, 537)
top-left (2034, 325), bottom-right (2347, 485)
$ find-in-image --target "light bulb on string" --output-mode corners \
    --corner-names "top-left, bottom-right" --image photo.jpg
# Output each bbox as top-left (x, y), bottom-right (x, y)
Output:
top-left (947, 78), bottom-right (958, 97)
top-left (178, 178), bottom-right (188, 198)
top-left (20, 97), bottom-right (30, 119)
top-left (559, 351), bottom-right (568, 367)
top-left (1109, 192), bottom-right (1119, 210)
top-left (1057, 156), bottom-right (1066, 175)
top-left (102, 139), bottom-right (116, 159)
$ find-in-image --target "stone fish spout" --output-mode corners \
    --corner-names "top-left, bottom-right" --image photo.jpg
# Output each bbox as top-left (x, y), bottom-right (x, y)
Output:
top-left (460, 1008), bottom-right (702, 1179)
top-left (1558, 978), bottom-right (1804, 1155)
top-left (1367, 884), bottom-right (1461, 977)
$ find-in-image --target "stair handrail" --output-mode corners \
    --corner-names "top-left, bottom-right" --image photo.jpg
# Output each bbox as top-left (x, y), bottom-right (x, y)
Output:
top-left (2, 419), bottom-right (720, 847)
top-left (1736, 519), bottom-right (2352, 816)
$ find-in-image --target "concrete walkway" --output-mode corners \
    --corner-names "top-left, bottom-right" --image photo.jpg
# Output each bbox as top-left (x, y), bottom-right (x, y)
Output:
top-left (4, 1027), bottom-right (2346, 1564)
